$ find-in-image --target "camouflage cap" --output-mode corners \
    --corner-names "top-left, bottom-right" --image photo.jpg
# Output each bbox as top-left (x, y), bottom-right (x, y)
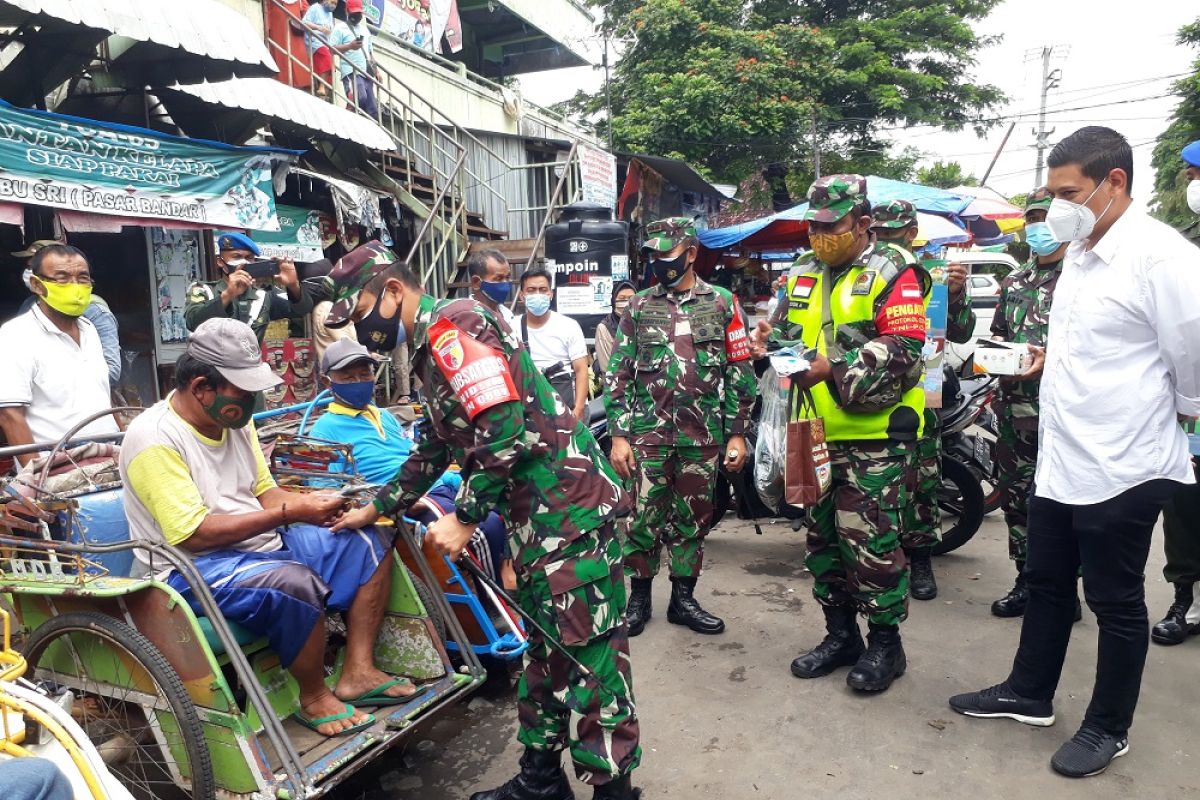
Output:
top-left (803, 174), bottom-right (868, 223)
top-left (1024, 187), bottom-right (1053, 216)
top-left (641, 217), bottom-right (698, 253)
top-left (870, 199), bottom-right (917, 230)
top-left (324, 241), bottom-right (399, 328)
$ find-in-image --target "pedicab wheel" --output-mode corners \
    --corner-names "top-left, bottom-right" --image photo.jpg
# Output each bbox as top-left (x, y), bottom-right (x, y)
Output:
top-left (406, 564), bottom-right (447, 644)
top-left (23, 611), bottom-right (215, 800)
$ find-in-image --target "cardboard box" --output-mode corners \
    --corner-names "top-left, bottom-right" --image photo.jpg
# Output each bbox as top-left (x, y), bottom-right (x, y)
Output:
top-left (972, 338), bottom-right (1033, 376)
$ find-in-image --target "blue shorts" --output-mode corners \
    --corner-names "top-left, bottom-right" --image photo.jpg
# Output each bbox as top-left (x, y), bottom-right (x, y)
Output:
top-left (166, 524), bottom-right (391, 668)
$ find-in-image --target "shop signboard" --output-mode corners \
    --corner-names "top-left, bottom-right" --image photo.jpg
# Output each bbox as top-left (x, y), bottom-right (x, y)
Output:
top-left (0, 102), bottom-right (288, 230)
top-left (245, 205), bottom-right (325, 262)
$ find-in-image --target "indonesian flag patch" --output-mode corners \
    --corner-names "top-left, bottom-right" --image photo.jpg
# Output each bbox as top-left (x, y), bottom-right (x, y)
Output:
top-left (429, 318), bottom-right (519, 419)
top-left (791, 276), bottom-right (817, 300)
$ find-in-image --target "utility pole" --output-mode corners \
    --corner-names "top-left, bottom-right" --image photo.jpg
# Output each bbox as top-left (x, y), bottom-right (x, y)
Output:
top-left (603, 36), bottom-right (614, 152)
top-left (810, 108), bottom-right (821, 179)
top-left (1032, 46), bottom-right (1063, 187)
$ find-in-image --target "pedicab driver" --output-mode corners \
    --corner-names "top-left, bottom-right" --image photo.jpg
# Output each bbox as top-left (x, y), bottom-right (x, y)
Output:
top-left (326, 242), bottom-right (643, 800)
top-left (119, 318), bottom-right (417, 738)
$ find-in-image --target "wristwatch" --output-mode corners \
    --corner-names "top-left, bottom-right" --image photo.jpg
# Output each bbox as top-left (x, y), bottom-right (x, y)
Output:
top-left (455, 508), bottom-right (480, 527)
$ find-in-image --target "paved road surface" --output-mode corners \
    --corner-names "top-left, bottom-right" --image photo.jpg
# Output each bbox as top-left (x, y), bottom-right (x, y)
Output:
top-left (345, 511), bottom-right (1197, 800)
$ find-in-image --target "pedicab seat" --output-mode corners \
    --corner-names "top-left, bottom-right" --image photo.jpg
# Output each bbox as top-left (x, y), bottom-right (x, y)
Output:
top-left (194, 616), bottom-right (262, 656)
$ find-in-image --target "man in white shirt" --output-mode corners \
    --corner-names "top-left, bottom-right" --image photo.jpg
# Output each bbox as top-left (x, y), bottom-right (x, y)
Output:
top-left (0, 245), bottom-right (118, 464)
top-left (516, 267), bottom-right (589, 421)
top-left (949, 127), bottom-right (1200, 778)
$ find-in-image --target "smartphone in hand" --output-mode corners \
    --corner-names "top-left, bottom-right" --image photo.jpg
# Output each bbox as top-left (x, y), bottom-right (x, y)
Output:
top-left (242, 260), bottom-right (280, 280)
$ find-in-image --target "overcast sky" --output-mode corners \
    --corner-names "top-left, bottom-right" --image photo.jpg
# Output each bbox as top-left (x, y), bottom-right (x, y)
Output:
top-left (518, 0), bottom-right (1197, 210)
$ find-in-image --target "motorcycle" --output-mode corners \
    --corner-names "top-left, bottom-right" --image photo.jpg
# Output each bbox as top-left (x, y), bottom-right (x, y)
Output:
top-left (933, 368), bottom-right (998, 555)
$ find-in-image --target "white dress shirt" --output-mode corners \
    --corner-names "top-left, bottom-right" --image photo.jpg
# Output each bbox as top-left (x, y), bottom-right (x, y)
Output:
top-left (0, 305), bottom-right (119, 445)
top-left (1036, 208), bottom-right (1200, 505)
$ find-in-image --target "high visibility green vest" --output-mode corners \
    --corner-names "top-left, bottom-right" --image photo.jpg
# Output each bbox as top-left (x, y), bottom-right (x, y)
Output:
top-left (784, 250), bottom-right (927, 442)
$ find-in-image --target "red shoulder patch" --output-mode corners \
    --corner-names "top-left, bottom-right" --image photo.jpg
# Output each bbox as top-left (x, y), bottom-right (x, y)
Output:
top-left (725, 296), bottom-right (752, 362)
top-left (429, 318), bottom-right (519, 419)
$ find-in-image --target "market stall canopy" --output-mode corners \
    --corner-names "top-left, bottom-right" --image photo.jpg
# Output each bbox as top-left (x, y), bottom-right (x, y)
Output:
top-left (161, 78), bottom-right (399, 152)
top-left (0, 100), bottom-right (298, 230)
top-left (0, 0), bottom-right (277, 105)
top-left (914, 211), bottom-right (972, 248)
top-left (949, 184), bottom-right (1024, 244)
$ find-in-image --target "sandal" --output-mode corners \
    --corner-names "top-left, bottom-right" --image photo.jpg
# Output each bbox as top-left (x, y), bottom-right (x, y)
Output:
top-left (291, 703), bottom-right (375, 736)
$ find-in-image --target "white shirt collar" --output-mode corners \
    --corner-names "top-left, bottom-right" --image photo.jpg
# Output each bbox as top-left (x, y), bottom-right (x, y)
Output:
top-left (1085, 206), bottom-right (1139, 266)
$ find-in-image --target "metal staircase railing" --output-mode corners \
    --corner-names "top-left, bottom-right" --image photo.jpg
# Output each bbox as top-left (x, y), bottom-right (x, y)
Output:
top-left (264, 1), bottom-right (589, 294)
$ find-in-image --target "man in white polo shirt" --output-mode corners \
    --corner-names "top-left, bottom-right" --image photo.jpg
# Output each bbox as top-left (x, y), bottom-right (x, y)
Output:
top-left (0, 245), bottom-right (118, 464)
top-left (949, 127), bottom-right (1200, 778)
top-left (516, 266), bottom-right (589, 420)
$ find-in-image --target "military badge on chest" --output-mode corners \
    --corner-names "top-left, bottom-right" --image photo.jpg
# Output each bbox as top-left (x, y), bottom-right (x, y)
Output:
top-left (851, 271), bottom-right (876, 296)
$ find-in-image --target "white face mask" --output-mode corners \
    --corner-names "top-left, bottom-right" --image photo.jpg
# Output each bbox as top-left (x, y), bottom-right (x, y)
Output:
top-left (1045, 179), bottom-right (1113, 242)
top-left (20, 268), bottom-right (32, 290)
top-left (1187, 180), bottom-right (1200, 215)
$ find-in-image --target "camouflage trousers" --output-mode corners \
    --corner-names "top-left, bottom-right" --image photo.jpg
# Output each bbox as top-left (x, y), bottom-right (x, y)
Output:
top-left (806, 440), bottom-right (912, 627)
top-left (902, 408), bottom-right (942, 552)
top-left (515, 522), bottom-right (641, 784)
top-left (624, 444), bottom-right (719, 580)
top-left (995, 408), bottom-right (1038, 562)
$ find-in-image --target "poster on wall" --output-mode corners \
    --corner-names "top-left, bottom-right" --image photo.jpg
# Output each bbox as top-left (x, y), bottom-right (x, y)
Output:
top-left (245, 205), bottom-right (325, 262)
top-left (0, 103), bottom-right (287, 230)
top-left (369, 0), bottom-right (463, 54)
top-left (579, 145), bottom-right (618, 209)
top-left (148, 228), bottom-right (205, 361)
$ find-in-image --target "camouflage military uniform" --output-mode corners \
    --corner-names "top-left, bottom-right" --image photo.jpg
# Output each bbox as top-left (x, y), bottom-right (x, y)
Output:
top-left (605, 220), bottom-right (757, 581)
top-left (184, 278), bottom-right (313, 343)
top-left (869, 201), bottom-right (975, 554)
top-left (992, 249), bottom-right (1060, 563)
top-left (776, 180), bottom-right (931, 630)
top-left (327, 244), bottom-right (639, 785)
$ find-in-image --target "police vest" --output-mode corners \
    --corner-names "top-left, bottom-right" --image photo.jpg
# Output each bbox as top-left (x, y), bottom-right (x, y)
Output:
top-left (784, 250), bottom-right (928, 442)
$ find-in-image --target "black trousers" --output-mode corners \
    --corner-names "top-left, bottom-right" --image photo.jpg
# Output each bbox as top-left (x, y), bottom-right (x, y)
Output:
top-left (1162, 461), bottom-right (1200, 585)
top-left (1007, 479), bottom-right (1179, 737)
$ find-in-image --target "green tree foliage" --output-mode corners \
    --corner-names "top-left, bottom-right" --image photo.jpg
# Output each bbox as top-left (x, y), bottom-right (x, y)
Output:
top-left (916, 160), bottom-right (978, 189)
top-left (579, 0), bottom-right (1005, 185)
top-left (1151, 19), bottom-right (1200, 228)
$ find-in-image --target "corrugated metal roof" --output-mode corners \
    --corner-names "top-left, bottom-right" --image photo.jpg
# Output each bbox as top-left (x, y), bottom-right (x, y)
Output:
top-left (0, 0), bottom-right (277, 76)
top-left (168, 78), bottom-right (399, 152)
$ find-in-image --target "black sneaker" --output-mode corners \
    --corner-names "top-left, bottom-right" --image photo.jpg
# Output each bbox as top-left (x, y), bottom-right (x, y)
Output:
top-left (948, 682), bottom-right (1055, 727)
top-left (1050, 725), bottom-right (1129, 778)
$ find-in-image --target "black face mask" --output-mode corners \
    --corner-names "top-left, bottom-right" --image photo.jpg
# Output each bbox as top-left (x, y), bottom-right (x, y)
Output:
top-left (349, 13), bottom-right (364, 25)
top-left (356, 292), bottom-right (403, 354)
top-left (650, 252), bottom-right (690, 288)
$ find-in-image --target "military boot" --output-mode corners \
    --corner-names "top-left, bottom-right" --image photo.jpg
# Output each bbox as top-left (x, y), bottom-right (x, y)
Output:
top-left (666, 577), bottom-right (725, 634)
top-left (591, 776), bottom-right (642, 800)
top-left (626, 578), bottom-right (653, 637)
top-left (908, 548), bottom-right (938, 601)
top-left (790, 605), bottom-right (865, 678)
top-left (1152, 582), bottom-right (1199, 646)
top-left (846, 624), bottom-right (907, 692)
top-left (991, 562), bottom-right (1028, 618)
top-left (469, 749), bottom-right (574, 800)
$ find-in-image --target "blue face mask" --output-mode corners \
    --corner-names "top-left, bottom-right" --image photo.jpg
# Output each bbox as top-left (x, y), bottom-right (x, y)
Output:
top-left (524, 294), bottom-right (552, 317)
top-left (1025, 222), bottom-right (1061, 257)
top-left (479, 280), bottom-right (512, 305)
top-left (331, 379), bottom-right (375, 409)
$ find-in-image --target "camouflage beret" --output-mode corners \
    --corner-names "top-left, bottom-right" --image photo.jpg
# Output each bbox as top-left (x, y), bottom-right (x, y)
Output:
top-left (870, 199), bottom-right (917, 230)
top-left (804, 174), bottom-right (868, 223)
top-left (1024, 187), bottom-right (1053, 215)
top-left (642, 217), bottom-right (698, 253)
top-left (324, 241), bottom-right (400, 328)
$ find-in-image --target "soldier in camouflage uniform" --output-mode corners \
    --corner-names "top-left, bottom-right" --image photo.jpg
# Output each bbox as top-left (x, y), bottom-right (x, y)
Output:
top-left (605, 217), bottom-right (757, 638)
top-left (327, 242), bottom-right (641, 800)
top-left (871, 200), bottom-right (975, 601)
top-left (1152, 141), bottom-right (1200, 644)
top-left (768, 176), bottom-right (931, 693)
top-left (989, 188), bottom-right (1069, 619)
top-left (184, 232), bottom-right (313, 343)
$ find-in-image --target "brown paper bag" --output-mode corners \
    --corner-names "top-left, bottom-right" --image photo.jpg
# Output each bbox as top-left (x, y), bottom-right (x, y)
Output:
top-left (785, 390), bottom-right (832, 507)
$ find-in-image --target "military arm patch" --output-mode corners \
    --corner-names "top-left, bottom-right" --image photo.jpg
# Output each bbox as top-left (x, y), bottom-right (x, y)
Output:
top-left (428, 317), bottom-right (519, 420)
top-left (187, 283), bottom-right (214, 303)
top-left (725, 296), bottom-right (752, 362)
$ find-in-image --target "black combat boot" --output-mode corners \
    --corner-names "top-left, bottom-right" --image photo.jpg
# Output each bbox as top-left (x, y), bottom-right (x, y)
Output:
top-left (1152, 582), bottom-right (1199, 645)
top-left (591, 775), bottom-right (642, 800)
top-left (846, 624), bottom-right (907, 692)
top-left (469, 749), bottom-right (574, 800)
top-left (991, 562), bottom-right (1028, 618)
top-left (790, 605), bottom-right (865, 679)
top-left (626, 578), bottom-right (652, 637)
top-left (666, 577), bottom-right (725, 634)
top-left (908, 549), bottom-right (938, 601)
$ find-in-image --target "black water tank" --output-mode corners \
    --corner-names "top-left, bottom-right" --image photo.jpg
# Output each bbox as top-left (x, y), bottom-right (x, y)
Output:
top-left (544, 202), bottom-right (630, 338)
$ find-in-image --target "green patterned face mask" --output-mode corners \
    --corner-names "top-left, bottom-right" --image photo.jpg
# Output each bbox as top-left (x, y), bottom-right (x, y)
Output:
top-left (202, 390), bottom-right (258, 429)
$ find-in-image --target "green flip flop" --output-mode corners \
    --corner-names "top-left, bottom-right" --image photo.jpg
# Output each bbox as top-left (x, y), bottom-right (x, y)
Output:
top-left (291, 703), bottom-right (375, 736)
top-left (341, 677), bottom-right (424, 708)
